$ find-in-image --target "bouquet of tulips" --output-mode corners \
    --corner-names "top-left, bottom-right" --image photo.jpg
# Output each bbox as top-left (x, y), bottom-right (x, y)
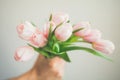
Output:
top-left (14, 12), bottom-right (115, 62)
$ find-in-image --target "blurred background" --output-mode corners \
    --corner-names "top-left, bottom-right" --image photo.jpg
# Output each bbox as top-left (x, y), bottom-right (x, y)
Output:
top-left (0, 0), bottom-right (120, 80)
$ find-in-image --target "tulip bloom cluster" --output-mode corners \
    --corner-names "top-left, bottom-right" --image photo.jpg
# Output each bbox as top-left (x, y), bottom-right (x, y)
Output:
top-left (14, 12), bottom-right (115, 62)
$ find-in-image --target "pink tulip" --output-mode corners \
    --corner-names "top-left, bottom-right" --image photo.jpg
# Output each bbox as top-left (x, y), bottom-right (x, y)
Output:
top-left (17, 21), bottom-right (36, 41)
top-left (55, 23), bottom-right (72, 41)
top-left (14, 46), bottom-right (35, 62)
top-left (29, 31), bottom-right (47, 48)
top-left (83, 29), bottom-right (102, 42)
top-left (52, 12), bottom-right (69, 25)
top-left (73, 21), bottom-right (91, 37)
top-left (43, 21), bottom-right (56, 38)
top-left (92, 39), bottom-right (115, 54)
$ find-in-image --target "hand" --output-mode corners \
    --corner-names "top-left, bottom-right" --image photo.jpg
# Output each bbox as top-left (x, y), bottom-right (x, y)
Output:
top-left (10, 55), bottom-right (65, 80)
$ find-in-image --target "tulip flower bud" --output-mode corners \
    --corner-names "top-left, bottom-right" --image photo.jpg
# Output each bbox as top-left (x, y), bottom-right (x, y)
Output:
top-left (52, 12), bottom-right (69, 25)
top-left (16, 21), bottom-right (36, 41)
top-left (29, 31), bottom-right (47, 48)
top-left (55, 23), bottom-right (73, 41)
top-left (14, 46), bottom-right (35, 62)
top-left (73, 21), bottom-right (91, 37)
top-left (92, 39), bottom-right (115, 54)
top-left (43, 21), bottom-right (56, 38)
top-left (83, 29), bottom-right (102, 42)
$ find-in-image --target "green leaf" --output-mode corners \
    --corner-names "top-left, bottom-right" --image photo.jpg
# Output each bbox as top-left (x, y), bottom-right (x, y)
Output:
top-left (61, 46), bottom-right (112, 61)
top-left (56, 22), bottom-right (63, 27)
top-left (37, 50), bottom-right (50, 58)
top-left (67, 20), bottom-right (70, 23)
top-left (48, 24), bottom-right (52, 40)
top-left (30, 22), bottom-right (36, 27)
top-left (28, 44), bottom-right (50, 58)
top-left (49, 14), bottom-right (52, 21)
top-left (58, 35), bottom-right (79, 48)
top-left (43, 47), bottom-right (63, 55)
top-left (59, 42), bottom-right (73, 48)
top-left (58, 52), bottom-right (71, 62)
top-left (73, 28), bottom-right (84, 33)
top-left (66, 35), bottom-right (80, 43)
top-left (43, 47), bottom-right (57, 55)
top-left (52, 35), bottom-right (57, 42)
top-left (53, 43), bottom-right (60, 53)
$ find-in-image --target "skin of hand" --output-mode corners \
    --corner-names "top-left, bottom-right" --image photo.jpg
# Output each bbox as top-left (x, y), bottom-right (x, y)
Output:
top-left (10, 55), bottom-right (65, 80)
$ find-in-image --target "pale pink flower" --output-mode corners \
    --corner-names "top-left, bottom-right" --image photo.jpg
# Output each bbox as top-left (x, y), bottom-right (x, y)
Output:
top-left (83, 29), bottom-right (102, 42)
top-left (52, 12), bottom-right (69, 25)
top-left (43, 21), bottom-right (56, 38)
top-left (16, 21), bottom-right (36, 40)
top-left (55, 23), bottom-right (72, 41)
top-left (73, 21), bottom-right (91, 37)
top-left (14, 46), bottom-right (35, 62)
top-left (29, 31), bottom-right (47, 48)
top-left (92, 39), bottom-right (115, 54)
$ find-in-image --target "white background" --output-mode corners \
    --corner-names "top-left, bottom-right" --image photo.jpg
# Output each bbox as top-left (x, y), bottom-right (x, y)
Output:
top-left (0, 0), bottom-right (120, 80)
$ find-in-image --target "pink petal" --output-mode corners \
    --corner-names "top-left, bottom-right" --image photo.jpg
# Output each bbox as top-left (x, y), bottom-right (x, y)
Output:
top-left (14, 46), bottom-right (35, 62)
top-left (29, 32), bottom-right (47, 48)
top-left (16, 21), bottom-right (37, 41)
top-left (73, 21), bottom-right (91, 37)
top-left (92, 39), bottom-right (115, 54)
top-left (83, 29), bottom-right (102, 42)
top-left (52, 12), bottom-right (69, 25)
top-left (55, 23), bottom-right (72, 41)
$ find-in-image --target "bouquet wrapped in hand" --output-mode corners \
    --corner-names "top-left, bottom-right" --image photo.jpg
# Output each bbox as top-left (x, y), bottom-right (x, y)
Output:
top-left (15, 12), bottom-right (115, 62)
top-left (12, 12), bottom-right (115, 80)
